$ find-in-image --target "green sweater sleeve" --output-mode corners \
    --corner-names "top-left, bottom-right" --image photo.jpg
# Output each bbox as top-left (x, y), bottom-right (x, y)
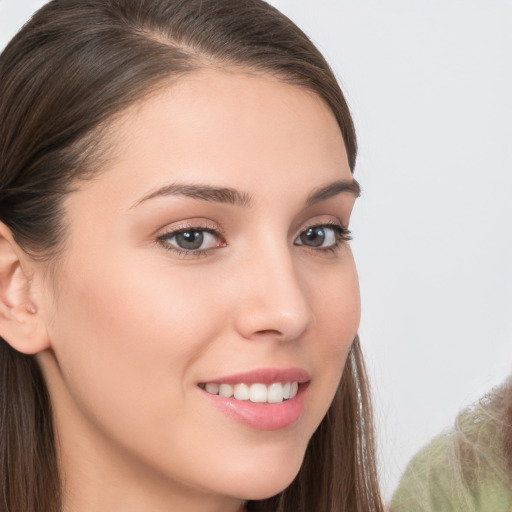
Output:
top-left (390, 434), bottom-right (477, 512)
top-left (390, 410), bottom-right (512, 512)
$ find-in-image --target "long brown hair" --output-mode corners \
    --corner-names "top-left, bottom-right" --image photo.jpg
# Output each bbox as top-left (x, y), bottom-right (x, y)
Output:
top-left (0, 1), bottom-right (382, 511)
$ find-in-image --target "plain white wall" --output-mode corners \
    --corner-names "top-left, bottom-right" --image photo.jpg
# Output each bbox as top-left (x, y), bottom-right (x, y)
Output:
top-left (2, 0), bottom-right (512, 501)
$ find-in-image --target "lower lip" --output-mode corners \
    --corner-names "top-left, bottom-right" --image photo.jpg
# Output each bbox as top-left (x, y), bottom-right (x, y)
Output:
top-left (202, 383), bottom-right (309, 431)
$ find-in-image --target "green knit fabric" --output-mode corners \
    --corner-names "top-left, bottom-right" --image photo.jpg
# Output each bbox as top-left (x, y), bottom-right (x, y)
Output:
top-left (391, 391), bottom-right (512, 512)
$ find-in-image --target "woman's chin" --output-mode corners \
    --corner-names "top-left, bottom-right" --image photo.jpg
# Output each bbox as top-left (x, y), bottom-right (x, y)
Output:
top-left (225, 454), bottom-right (304, 501)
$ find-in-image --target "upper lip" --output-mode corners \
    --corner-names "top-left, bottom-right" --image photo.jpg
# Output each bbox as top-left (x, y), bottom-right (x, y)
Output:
top-left (200, 367), bottom-right (310, 385)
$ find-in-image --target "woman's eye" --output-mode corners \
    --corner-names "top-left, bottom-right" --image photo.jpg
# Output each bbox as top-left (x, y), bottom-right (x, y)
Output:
top-left (158, 228), bottom-right (223, 253)
top-left (294, 225), bottom-right (351, 249)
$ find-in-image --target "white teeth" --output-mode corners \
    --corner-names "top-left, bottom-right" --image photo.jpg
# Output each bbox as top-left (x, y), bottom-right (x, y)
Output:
top-left (219, 383), bottom-right (233, 398)
top-left (233, 383), bottom-right (250, 400)
top-left (203, 381), bottom-right (300, 403)
top-left (205, 383), bottom-right (219, 395)
top-left (267, 383), bottom-right (284, 403)
top-left (249, 383), bottom-right (267, 403)
top-left (289, 382), bottom-right (299, 399)
top-left (282, 382), bottom-right (291, 400)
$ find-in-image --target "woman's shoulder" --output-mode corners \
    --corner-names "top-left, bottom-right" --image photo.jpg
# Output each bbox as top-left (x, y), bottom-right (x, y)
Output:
top-left (390, 385), bottom-right (512, 512)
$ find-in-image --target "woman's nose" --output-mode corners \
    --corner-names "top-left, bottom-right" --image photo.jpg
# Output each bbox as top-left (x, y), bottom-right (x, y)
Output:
top-left (232, 247), bottom-right (316, 343)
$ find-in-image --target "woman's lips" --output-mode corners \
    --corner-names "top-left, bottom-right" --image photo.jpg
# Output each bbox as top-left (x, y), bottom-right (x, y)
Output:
top-left (198, 367), bottom-right (310, 431)
top-left (200, 367), bottom-right (310, 385)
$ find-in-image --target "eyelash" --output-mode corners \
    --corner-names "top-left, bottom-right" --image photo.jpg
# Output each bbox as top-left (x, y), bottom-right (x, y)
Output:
top-left (156, 221), bottom-right (352, 258)
top-left (299, 221), bottom-right (352, 255)
top-left (156, 224), bottom-right (223, 258)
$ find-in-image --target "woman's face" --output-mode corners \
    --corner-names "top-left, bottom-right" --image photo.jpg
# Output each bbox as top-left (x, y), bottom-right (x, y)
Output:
top-left (36, 69), bottom-right (360, 510)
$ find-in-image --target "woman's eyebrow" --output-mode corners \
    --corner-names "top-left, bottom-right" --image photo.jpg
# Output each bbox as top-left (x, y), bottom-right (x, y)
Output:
top-left (305, 179), bottom-right (361, 206)
top-left (131, 178), bottom-right (360, 209)
top-left (131, 183), bottom-right (253, 209)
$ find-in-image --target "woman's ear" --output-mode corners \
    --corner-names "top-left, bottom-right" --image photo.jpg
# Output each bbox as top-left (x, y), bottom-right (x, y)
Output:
top-left (0, 222), bottom-right (50, 354)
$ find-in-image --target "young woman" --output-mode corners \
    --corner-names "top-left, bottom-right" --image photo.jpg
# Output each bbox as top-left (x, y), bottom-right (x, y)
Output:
top-left (0, 1), bottom-right (383, 511)
top-left (391, 378), bottom-right (512, 512)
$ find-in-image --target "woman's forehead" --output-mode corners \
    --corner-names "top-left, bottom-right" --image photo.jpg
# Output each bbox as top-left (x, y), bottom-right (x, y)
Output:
top-left (70, 68), bottom-right (350, 207)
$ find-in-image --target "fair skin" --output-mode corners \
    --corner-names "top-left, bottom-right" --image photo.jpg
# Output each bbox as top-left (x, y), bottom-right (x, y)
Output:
top-left (0, 69), bottom-right (360, 511)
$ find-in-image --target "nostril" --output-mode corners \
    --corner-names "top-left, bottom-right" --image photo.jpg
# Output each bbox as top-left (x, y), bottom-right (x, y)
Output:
top-left (253, 329), bottom-right (283, 337)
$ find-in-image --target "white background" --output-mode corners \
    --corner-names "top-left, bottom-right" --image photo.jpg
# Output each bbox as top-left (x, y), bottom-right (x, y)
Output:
top-left (1, 0), bottom-right (511, 501)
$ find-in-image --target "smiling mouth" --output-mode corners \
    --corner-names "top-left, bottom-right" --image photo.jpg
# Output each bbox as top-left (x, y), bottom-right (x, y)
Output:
top-left (198, 381), bottom-right (300, 404)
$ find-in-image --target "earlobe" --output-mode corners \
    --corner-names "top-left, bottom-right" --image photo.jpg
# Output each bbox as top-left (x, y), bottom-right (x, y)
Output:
top-left (0, 222), bottom-right (50, 354)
